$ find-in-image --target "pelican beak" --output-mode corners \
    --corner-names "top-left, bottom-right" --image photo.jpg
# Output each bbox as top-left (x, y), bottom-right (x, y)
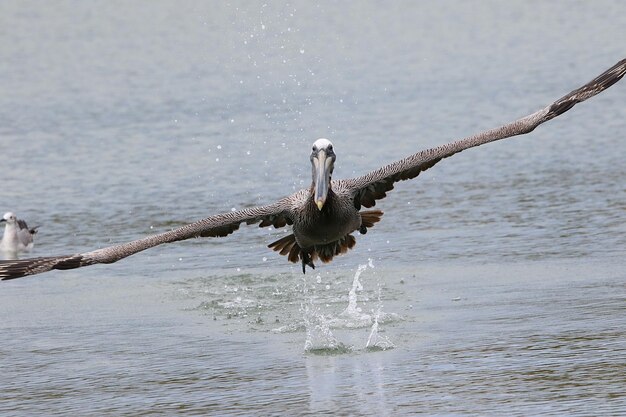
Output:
top-left (313, 150), bottom-right (332, 210)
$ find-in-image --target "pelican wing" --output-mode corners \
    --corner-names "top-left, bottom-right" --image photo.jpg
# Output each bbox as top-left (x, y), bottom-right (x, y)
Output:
top-left (0, 195), bottom-right (301, 280)
top-left (341, 59), bottom-right (626, 208)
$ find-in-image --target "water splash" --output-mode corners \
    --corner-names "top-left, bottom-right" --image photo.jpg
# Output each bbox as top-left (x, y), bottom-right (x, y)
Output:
top-left (366, 286), bottom-right (396, 351)
top-left (301, 273), bottom-right (349, 353)
top-left (302, 298), bottom-right (349, 354)
top-left (330, 259), bottom-right (375, 328)
top-left (283, 259), bottom-right (399, 352)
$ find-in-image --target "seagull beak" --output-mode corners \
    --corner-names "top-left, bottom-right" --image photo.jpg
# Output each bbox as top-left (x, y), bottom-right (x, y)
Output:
top-left (0, 219), bottom-right (5, 223)
top-left (313, 150), bottom-right (332, 210)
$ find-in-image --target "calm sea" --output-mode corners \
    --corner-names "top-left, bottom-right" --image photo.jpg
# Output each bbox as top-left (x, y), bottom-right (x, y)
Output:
top-left (1, 1), bottom-right (625, 415)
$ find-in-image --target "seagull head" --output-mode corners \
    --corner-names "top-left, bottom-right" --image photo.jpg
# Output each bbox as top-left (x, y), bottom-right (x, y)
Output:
top-left (1, 212), bottom-right (16, 225)
top-left (310, 138), bottom-right (336, 210)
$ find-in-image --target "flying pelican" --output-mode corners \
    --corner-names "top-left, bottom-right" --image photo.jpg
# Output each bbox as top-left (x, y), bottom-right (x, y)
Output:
top-left (1, 212), bottom-right (39, 259)
top-left (0, 59), bottom-right (624, 281)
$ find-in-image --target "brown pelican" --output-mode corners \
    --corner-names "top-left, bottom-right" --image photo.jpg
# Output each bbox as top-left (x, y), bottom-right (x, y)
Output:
top-left (1, 212), bottom-right (39, 259)
top-left (0, 59), bottom-right (624, 281)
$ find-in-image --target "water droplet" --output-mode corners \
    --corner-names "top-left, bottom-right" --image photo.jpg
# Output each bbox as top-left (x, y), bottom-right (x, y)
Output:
top-left (262, 257), bottom-right (267, 262)
top-left (217, 145), bottom-right (222, 149)
top-left (299, 49), bottom-right (304, 54)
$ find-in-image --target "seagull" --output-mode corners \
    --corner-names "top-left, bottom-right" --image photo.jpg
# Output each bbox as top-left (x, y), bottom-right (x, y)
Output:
top-left (1, 58), bottom-right (624, 281)
top-left (1, 212), bottom-right (39, 259)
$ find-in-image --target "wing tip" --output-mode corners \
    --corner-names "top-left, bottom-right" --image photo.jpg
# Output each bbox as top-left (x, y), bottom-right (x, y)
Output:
top-left (0, 254), bottom-right (88, 281)
top-left (547, 58), bottom-right (626, 119)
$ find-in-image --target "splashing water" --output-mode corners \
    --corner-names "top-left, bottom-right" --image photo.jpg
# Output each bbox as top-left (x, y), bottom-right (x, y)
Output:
top-left (366, 286), bottom-right (396, 351)
top-left (297, 259), bottom-right (398, 352)
top-left (301, 274), bottom-right (348, 353)
top-left (302, 299), bottom-right (348, 353)
top-left (331, 259), bottom-right (375, 328)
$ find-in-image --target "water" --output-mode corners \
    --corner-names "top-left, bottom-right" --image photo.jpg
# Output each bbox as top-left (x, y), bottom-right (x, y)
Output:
top-left (1, 1), bottom-right (625, 415)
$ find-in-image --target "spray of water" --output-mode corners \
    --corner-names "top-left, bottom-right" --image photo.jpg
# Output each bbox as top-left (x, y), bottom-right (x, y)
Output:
top-left (302, 298), bottom-right (347, 353)
top-left (301, 258), bottom-right (395, 353)
top-left (300, 272), bottom-right (347, 353)
top-left (365, 284), bottom-right (396, 351)
top-left (333, 258), bottom-right (375, 328)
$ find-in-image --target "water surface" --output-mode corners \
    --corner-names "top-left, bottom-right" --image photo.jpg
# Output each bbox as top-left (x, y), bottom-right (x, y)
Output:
top-left (1, 1), bottom-right (625, 415)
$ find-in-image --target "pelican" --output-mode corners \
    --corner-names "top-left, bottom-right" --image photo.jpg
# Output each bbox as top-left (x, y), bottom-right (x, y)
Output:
top-left (0, 59), bottom-right (624, 281)
top-left (1, 212), bottom-right (39, 258)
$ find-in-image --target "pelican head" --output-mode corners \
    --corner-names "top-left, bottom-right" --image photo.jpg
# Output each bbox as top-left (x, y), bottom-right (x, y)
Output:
top-left (310, 138), bottom-right (336, 210)
top-left (1, 212), bottom-right (16, 225)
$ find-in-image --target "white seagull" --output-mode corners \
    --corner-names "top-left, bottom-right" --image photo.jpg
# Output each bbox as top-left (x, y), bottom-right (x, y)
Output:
top-left (1, 212), bottom-right (39, 258)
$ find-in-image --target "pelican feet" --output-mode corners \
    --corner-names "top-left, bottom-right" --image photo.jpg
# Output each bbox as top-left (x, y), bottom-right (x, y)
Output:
top-left (359, 209), bottom-right (383, 234)
top-left (301, 251), bottom-right (315, 274)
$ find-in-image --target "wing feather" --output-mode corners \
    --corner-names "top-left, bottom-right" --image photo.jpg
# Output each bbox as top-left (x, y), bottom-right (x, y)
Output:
top-left (15, 219), bottom-right (37, 246)
top-left (341, 59), bottom-right (626, 208)
top-left (0, 193), bottom-right (302, 280)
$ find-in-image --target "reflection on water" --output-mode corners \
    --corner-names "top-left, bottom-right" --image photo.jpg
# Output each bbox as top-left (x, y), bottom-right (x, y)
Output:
top-left (306, 353), bottom-right (391, 416)
top-left (1, 0), bottom-right (625, 415)
top-left (4, 260), bottom-right (622, 415)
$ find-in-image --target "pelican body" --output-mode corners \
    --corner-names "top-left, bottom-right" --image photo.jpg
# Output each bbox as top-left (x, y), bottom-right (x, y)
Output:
top-left (268, 138), bottom-right (382, 272)
top-left (0, 58), bottom-right (624, 280)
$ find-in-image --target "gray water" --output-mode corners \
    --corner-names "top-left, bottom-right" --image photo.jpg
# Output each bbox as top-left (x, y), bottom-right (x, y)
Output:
top-left (1, 1), bottom-right (625, 415)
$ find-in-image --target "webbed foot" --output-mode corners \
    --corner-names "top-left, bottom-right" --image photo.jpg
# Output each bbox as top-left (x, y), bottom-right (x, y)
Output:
top-left (301, 252), bottom-right (316, 274)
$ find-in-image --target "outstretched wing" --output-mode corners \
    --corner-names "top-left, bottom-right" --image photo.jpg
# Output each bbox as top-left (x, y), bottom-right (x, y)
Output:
top-left (16, 219), bottom-right (30, 231)
top-left (340, 59), bottom-right (626, 208)
top-left (16, 219), bottom-right (37, 246)
top-left (0, 193), bottom-right (304, 280)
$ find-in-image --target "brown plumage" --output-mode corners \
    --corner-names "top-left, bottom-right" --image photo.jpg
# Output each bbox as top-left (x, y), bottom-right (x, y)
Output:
top-left (268, 209), bottom-right (383, 272)
top-left (1, 58), bottom-right (625, 281)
